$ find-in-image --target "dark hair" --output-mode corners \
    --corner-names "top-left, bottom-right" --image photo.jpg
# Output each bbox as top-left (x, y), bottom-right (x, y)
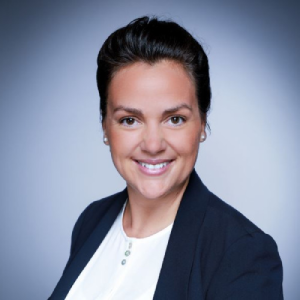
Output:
top-left (97, 16), bottom-right (211, 128)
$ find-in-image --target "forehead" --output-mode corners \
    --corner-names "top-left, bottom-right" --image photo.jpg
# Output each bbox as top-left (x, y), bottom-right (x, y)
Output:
top-left (107, 60), bottom-right (197, 110)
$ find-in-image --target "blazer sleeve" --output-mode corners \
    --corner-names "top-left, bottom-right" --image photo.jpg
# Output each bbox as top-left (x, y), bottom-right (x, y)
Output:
top-left (206, 232), bottom-right (283, 300)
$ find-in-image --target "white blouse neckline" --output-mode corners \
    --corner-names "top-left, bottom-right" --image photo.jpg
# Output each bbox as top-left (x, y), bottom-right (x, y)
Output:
top-left (119, 200), bottom-right (174, 243)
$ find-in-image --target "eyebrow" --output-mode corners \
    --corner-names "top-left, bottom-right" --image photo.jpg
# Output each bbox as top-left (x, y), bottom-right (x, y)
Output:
top-left (113, 106), bottom-right (143, 116)
top-left (113, 104), bottom-right (193, 116)
top-left (163, 104), bottom-right (193, 114)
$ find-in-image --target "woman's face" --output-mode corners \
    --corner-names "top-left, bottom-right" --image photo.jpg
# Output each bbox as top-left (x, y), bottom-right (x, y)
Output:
top-left (103, 60), bottom-right (205, 200)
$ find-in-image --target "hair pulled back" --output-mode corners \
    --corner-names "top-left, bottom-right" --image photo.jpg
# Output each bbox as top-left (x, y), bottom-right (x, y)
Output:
top-left (97, 16), bottom-right (211, 128)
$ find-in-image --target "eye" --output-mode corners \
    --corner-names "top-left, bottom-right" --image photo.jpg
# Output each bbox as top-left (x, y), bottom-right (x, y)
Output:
top-left (167, 116), bottom-right (185, 126)
top-left (120, 117), bottom-right (138, 127)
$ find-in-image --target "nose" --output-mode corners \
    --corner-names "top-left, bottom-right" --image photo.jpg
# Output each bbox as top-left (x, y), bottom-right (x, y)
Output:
top-left (140, 123), bottom-right (167, 154)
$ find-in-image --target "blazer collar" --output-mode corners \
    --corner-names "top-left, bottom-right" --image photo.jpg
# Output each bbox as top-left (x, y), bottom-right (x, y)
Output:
top-left (51, 169), bottom-right (209, 299)
top-left (153, 169), bottom-right (209, 300)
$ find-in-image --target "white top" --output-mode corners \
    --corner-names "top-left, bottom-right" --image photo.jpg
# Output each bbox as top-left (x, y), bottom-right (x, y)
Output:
top-left (66, 202), bottom-right (173, 300)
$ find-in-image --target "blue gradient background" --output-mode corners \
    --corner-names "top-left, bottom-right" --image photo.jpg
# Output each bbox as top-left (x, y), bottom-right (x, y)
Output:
top-left (1, 1), bottom-right (299, 299)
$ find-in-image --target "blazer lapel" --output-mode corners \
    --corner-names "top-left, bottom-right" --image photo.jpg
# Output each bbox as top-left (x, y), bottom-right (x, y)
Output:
top-left (153, 170), bottom-right (209, 300)
top-left (50, 190), bottom-right (127, 299)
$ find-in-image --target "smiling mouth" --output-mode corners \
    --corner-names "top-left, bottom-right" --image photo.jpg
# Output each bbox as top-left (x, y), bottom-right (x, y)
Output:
top-left (138, 162), bottom-right (169, 170)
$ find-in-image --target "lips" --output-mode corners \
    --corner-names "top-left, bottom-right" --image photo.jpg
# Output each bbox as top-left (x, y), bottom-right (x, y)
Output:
top-left (135, 159), bottom-right (173, 175)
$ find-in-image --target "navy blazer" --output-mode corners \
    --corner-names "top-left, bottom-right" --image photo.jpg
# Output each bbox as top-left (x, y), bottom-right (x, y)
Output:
top-left (49, 170), bottom-right (283, 299)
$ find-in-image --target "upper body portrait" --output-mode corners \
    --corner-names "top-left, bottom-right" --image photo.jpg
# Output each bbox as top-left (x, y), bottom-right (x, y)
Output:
top-left (48, 16), bottom-right (283, 300)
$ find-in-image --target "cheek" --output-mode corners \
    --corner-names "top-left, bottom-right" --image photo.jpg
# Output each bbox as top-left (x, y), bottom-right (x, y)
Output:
top-left (167, 128), bottom-right (201, 155)
top-left (108, 130), bottom-right (139, 157)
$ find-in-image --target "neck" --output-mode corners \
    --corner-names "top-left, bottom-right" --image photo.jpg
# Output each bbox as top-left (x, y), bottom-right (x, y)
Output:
top-left (123, 179), bottom-right (189, 238)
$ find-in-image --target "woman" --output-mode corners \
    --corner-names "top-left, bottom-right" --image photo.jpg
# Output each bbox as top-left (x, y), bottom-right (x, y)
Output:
top-left (49, 16), bottom-right (283, 299)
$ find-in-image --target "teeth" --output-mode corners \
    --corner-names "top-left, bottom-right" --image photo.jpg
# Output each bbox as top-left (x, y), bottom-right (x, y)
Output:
top-left (139, 162), bottom-right (168, 169)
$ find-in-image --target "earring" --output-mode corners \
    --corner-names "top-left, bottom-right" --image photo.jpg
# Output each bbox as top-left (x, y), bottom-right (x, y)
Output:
top-left (103, 137), bottom-right (108, 144)
top-left (200, 133), bottom-right (206, 142)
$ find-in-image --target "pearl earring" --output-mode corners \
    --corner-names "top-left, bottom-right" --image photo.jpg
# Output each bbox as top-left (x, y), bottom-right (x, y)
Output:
top-left (103, 137), bottom-right (108, 144)
top-left (200, 134), bottom-right (206, 142)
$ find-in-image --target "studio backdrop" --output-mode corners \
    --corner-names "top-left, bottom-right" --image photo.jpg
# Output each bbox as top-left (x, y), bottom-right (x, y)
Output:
top-left (0, 0), bottom-right (299, 299)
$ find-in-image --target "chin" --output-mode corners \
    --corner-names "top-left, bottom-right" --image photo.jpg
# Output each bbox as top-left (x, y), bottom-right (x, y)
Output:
top-left (126, 180), bottom-right (168, 200)
top-left (133, 178), bottom-right (187, 201)
top-left (138, 187), bottom-right (168, 200)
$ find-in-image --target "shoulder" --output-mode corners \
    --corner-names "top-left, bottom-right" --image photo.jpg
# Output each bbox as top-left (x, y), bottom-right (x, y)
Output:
top-left (200, 190), bottom-right (279, 255)
top-left (199, 191), bottom-right (283, 298)
top-left (186, 170), bottom-right (264, 241)
top-left (69, 189), bottom-right (127, 256)
top-left (204, 191), bottom-right (263, 241)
